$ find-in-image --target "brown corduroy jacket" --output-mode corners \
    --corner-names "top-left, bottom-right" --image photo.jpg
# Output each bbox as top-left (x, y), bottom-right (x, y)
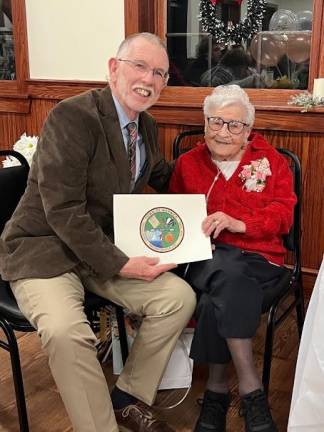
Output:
top-left (0, 86), bottom-right (172, 283)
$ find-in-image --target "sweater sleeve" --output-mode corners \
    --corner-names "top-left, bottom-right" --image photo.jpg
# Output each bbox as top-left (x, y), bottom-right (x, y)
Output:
top-left (239, 156), bottom-right (297, 240)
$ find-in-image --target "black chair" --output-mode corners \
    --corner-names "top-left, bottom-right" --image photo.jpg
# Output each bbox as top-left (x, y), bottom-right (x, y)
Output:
top-left (172, 129), bottom-right (204, 159)
top-left (172, 130), bottom-right (305, 395)
top-left (0, 150), bottom-right (128, 432)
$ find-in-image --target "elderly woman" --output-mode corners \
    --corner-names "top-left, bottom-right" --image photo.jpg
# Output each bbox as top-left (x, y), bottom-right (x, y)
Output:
top-left (169, 85), bottom-right (296, 432)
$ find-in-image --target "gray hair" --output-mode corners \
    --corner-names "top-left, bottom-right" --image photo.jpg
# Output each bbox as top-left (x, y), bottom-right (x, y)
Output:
top-left (203, 84), bottom-right (255, 126)
top-left (117, 32), bottom-right (168, 58)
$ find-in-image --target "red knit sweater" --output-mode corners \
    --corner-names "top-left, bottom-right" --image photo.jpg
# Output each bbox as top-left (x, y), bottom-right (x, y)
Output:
top-left (169, 132), bottom-right (297, 265)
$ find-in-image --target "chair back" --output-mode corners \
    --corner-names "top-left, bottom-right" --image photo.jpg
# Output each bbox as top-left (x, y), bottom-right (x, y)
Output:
top-left (276, 148), bottom-right (302, 280)
top-left (172, 131), bottom-right (302, 279)
top-left (172, 129), bottom-right (204, 159)
top-left (0, 150), bottom-right (29, 234)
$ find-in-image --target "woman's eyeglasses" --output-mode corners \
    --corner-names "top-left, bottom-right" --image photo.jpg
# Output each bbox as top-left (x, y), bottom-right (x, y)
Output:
top-left (207, 116), bottom-right (249, 135)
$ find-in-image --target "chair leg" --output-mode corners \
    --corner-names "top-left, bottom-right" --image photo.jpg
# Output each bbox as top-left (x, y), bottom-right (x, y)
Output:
top-left (262, 306), bottom-right (276, 397)
top-left (0, 319), bottom-right (29, 432)
top-left (115, 306), bottom-right (129, 365)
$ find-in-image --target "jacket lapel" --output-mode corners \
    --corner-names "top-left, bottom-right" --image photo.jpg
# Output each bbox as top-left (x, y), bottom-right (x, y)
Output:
top-left (97, 86), bottom-right (131, 193)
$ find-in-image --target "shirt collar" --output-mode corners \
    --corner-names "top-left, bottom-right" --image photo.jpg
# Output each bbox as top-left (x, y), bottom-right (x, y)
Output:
top-left (112, 94), bottom-right (139, 130)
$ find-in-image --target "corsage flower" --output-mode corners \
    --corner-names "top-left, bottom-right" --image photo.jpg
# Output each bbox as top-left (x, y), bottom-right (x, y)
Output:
top-left (2, 133), bottom-right (38, 168)
top-left (239, 157), bottom-right (271, 192)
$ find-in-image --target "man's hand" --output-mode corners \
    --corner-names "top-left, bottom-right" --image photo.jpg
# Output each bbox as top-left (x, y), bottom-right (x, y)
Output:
top-left (119, 256), bottom-right (177, 282)
top-left (202, 211), bottom-right (246, 239)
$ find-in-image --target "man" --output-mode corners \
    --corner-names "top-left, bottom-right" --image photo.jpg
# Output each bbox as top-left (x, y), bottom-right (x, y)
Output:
top-left (0, 33), bottom-right (196, 432)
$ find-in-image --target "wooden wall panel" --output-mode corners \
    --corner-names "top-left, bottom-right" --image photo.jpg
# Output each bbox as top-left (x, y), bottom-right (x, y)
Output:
top-left (0, 112), bottom-right (27, 149)
top-left (256, 131), bottom-right (324, 271)
top-left (25, 99), bottom-right (58, 136)
top-left (0, 99), bottom-right (56, 148)
top-left (301, 134), bottom-right (324, 268)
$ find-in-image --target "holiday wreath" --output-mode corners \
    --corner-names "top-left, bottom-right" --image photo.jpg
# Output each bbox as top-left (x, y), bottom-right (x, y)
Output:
top-left (199, 0), bottom-right (266, 45)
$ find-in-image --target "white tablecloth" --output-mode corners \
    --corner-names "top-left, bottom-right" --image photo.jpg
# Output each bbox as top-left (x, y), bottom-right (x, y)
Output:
top-left (288, 257), bottom-right (324, 431)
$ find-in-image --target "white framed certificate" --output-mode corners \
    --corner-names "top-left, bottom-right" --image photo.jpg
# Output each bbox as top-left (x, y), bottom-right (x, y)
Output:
top-left (113, 194), bottom-right (212, 264)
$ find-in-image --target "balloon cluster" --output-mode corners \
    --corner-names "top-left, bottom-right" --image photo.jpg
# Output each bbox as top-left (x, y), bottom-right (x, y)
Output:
top-left (269, 9), bottom-right (298, 32)
top-left (250, 31), bottom-right (311, 66)
top-left (250, 10), bottom-right (312, 67)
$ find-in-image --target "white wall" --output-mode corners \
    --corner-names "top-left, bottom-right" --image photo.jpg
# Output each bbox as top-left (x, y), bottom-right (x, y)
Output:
top-left (25, 0), bottom-right (125, 81)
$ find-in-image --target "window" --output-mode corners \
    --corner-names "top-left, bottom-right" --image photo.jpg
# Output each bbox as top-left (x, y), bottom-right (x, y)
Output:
top-left (0, 0), bottom-right (15, 80)
top-left (166, 0), bottom-right (313, 90)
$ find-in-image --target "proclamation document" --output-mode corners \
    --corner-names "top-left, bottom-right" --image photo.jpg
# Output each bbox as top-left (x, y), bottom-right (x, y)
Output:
top-left (114, 194), bottom-right (212, 264)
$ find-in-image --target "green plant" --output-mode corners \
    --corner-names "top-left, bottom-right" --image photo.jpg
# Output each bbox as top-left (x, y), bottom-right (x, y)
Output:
top-left (288, 93), bottom-right (324, 112)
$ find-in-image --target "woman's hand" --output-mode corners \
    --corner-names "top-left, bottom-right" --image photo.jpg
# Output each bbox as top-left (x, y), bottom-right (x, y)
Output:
top-left (202, 211), bottom-right (246, 239)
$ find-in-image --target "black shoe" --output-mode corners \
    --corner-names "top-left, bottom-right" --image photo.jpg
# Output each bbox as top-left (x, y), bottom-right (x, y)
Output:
top-left (240, 389), bottom-right (278, 432)
top-left (194, 390), bottom-right (230, 432)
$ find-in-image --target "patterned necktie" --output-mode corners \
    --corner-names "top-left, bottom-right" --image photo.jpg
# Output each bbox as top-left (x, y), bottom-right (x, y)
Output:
top-left (126, 122), bottom-right (137, 188)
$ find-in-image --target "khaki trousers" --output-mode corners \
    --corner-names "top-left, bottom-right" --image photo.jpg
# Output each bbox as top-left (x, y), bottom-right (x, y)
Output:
top-left (11, 271), bottom-right (195, 432)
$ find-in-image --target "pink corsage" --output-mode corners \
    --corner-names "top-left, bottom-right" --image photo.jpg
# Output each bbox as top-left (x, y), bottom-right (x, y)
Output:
top-left (239, 157), bottom-right (272, 192)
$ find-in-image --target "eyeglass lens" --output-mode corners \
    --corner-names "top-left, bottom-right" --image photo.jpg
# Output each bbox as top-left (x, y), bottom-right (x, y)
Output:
top-left (208, 117), bottom-right (245, 134)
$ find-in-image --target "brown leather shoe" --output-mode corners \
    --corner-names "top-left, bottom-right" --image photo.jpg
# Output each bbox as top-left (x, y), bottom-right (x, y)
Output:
top-left (114, 401), bottom-right (175, 432)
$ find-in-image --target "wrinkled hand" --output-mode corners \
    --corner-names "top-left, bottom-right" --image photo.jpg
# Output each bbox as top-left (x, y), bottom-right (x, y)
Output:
top-left (119, 256), bottom-right (177, 282)
top-left (202, 211), bottom-right (246, 239)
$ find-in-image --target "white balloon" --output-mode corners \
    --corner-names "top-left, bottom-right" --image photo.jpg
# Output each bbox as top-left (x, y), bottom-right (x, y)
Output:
top-left (250, 33), bottom-right (286, 67)
top-left (287, 32), bottom-right (311, 64)
top-left (269, 9), bottom-right (297, 31)
top-left (296, 10), bottom-right (313, 31)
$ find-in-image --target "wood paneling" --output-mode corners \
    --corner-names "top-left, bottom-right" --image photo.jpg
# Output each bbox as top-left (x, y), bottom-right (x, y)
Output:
top-left (307, 0), bottom-right (324, 87)
top-left (0, 112), bottom-right (27, 149)
top-left (25, 99), bottom-right (58, 135)
top-left (124, 0), bottom-right (140, 36)
top-left (150, 104), bottom-right (324, 133)
top-left (0, 96), bottom-right (30, 113)
top-left (27, 80), bottom-right (105, 100)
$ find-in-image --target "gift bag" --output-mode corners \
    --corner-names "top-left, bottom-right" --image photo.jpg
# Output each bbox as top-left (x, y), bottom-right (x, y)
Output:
top-left (111, 311), bottom-right (194, 390)
top-left (159, 328), bottom-right (194, 390)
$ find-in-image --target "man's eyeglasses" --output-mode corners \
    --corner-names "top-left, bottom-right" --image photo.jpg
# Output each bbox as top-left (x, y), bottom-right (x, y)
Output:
top-left (207, 117), bottom-right (249, 135)
top-left (117, 58), bottom-right (169, 84)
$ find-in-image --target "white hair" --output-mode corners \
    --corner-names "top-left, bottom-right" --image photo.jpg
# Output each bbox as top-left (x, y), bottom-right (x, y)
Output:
top-left (117, 32), bottom-right (168, 58)
top-left (203, 84), bottom-right (255, 126)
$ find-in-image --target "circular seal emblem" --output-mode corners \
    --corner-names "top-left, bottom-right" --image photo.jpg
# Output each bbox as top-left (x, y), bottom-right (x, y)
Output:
top-left (140, 207), bottom-right (184, 253)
